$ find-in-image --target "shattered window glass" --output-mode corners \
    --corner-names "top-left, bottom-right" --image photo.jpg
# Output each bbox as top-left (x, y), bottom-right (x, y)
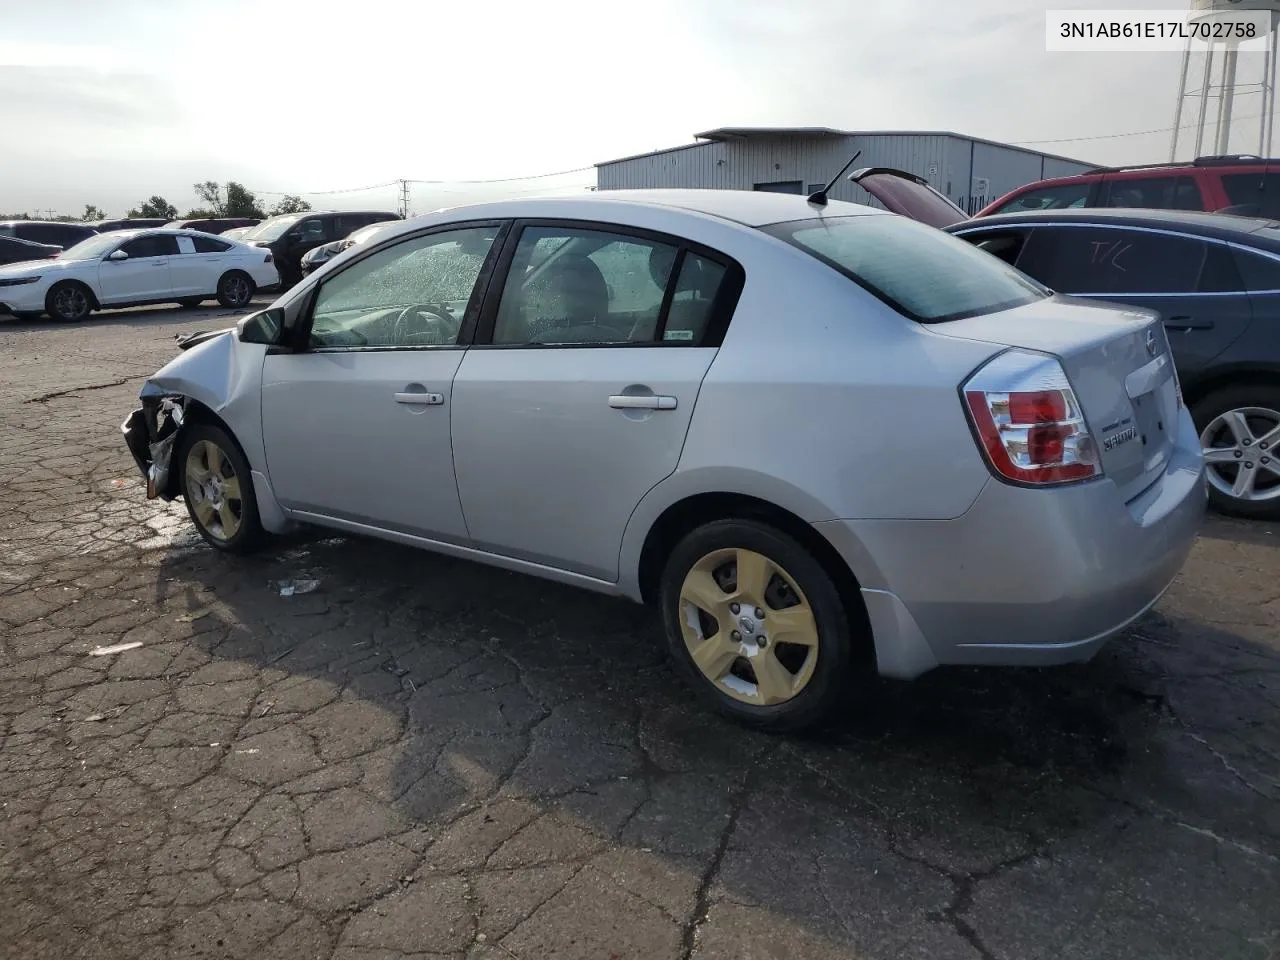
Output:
top-left (309, 226), bottom-right (501, 348)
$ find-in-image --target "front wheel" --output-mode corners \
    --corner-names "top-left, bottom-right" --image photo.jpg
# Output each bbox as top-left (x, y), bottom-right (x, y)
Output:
top-left (45, 282), bottom-right (93, 322)
top-left (658, 519), bottom-right (859, 732)
top-left (177, 423), bottom-right (266, 553)
top-left (1194, 384), bottom-right (1280, 521)
top-left (216, 271), bottom-right (254, 309)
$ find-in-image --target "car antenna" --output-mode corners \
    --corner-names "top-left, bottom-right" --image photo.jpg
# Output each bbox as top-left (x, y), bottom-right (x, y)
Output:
top-left (807, 151), bottom-right (862, 207)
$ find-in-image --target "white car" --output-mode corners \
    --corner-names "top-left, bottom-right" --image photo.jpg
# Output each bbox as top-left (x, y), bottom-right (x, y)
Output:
top-left (0, 228), bottom-right (280, 322)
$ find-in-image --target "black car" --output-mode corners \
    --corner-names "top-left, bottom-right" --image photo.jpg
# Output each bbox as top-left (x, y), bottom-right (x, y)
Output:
top-left (846, 170), bottom-right (1280, 521)
top-left (94, 218), bottom-right (172, 233)
top-left (0, 235), bottom-right (61, 266)
top-left (0, 220), bottom-right (98, 248)
top-left (949, 209), bottom-right (1280, 520)
top-left (240, 210), bottom-right (400, 287)
top-left (165, 217), bottom-right (261, 235)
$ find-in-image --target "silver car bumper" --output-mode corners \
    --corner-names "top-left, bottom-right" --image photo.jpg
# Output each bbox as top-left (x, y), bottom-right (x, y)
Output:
top-left (817, 407), bottom-right (1207, 679)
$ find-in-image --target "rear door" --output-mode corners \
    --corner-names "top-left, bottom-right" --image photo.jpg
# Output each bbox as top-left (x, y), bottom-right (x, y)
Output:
top-left (450, 220), bottom-right (742, 580)
top-left (1008, 224), bottom-right (1253, 379)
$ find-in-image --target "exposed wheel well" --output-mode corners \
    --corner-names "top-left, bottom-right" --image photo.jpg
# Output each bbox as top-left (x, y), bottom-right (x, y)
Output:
top-left (162, 399), bottom-right (251, 498)
top-left (637, 492), bottom-right (874, 666)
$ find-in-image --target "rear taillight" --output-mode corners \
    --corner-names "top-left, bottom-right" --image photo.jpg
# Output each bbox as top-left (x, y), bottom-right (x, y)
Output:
top-left (962, 350), bottom-right (1101, 486)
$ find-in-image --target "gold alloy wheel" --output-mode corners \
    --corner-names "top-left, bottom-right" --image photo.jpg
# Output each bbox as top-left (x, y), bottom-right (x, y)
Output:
top-left (184, 440), bottom-right (243, 542)
top-left (677, 547), bottom-right (820, 706)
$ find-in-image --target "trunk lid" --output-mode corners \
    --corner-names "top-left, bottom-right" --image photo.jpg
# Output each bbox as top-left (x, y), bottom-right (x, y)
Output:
top-left (936, 295), bottom-right (1180, 502)
top-left (848, 167), bottom-right (969, 229)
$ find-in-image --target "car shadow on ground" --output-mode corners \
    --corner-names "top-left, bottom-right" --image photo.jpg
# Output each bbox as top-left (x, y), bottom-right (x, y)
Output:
top-left (138, 520), bottom-right (1280, 957)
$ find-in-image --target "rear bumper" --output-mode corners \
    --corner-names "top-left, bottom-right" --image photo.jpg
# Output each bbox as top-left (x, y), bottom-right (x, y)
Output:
top-left (817, 407), bottom-right (1207, 678)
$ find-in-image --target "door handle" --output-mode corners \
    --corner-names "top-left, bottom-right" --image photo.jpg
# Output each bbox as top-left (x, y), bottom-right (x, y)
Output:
top-left (609, 394), bottom-right (677, 410)
top-left (394, 392), bottom-right (444, 405)
top-left (1164, 316), bottom-right (1215, 331)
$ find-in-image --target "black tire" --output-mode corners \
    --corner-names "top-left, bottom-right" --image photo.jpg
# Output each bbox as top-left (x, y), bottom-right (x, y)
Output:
top-left (176, 422), bottom-right (267, 554)
top-left (658, 518), bottom-right (859, 733)
top-left (216, 271), bottom-right (255, 309)
top-left (1192, 384), bottom-right (1280, 521)
top-left (45, 281), bottom-right (93, 322)
top-left (179, 298), bottom-right (205, 309)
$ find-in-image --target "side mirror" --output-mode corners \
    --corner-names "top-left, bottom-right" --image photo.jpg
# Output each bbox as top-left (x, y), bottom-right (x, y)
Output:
top-left (238, 307), bottom-right (286, 346)
top-left (107, 249), bottom-right (129, 261)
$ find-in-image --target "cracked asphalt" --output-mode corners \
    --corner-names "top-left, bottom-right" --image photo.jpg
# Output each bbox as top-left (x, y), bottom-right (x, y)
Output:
top-left (2, 303), bottom-right (1279, 960)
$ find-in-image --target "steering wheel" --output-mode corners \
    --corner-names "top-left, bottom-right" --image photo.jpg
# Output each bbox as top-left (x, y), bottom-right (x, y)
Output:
top-left (391, 303), bottom-right (457, 345)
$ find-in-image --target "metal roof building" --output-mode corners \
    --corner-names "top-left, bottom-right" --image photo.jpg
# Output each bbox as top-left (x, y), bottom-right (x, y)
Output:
top-left (595, 127), bottom-right (1097, 215)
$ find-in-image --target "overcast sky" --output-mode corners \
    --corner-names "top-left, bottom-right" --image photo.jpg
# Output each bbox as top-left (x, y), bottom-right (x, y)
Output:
top-left (1, 0), bottom-right (1275, 217)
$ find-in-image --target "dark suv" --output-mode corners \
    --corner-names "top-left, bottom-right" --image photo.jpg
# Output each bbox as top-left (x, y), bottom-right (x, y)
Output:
top-left (165, 217), bottom-right (261, 235)
top-left (238, 210), bottom-right (401, 286)
top-left (0, 220), bottom-right (98, 248)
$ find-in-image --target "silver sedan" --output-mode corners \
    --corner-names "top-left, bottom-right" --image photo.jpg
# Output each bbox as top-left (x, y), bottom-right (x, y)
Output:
top-left (123, 190), bottom-right (1206, 731)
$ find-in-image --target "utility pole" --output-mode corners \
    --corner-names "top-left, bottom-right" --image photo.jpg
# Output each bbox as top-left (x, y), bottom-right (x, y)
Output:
top-left (42, 208), bottom-right (56, 220)
top-left (397, 179), bottom-right (411, 219)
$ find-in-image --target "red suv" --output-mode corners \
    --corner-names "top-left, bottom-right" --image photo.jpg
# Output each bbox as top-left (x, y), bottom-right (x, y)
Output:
top-left (978, 155), bottom-right (1280, 219)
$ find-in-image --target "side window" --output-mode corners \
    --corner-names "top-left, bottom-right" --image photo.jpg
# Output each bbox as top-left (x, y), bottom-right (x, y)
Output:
top-left (309, 225), bottom-right (501, 349)
top-left (663, 253), bottom-right (728, 343)
top-left (493, 227), bottom-right (679, 344)
top-left (1102, 176), bottom-right (1199, 211)
top-left (1199, 243), bottom-right (1246, 293)
top-left (1015, 227), bottom-right (1207, 295)
top-left (1232, 247), bottom-right (1280, 292)
top-left (991, 182), bottom-right (1091, 214)
top-left (297, 219), bottom-right (328, 243)
top-left (120, 235), bottom-right (180, 258)
top-left (1221, 173), bottom-right (1280, 217)
top-left (176, 236), bottom-right (196, 254)
top-left (958, 230), bottom-right (1030, 267)
top-left (192, 236), bottom-right (231, 253)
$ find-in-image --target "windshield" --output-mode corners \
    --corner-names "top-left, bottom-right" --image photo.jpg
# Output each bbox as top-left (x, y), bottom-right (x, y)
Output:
top-left (240, 217), bottom-right (298, 242)
top-left (763, 214), bottom-right (1048, 323)
top-left (58, 233), bottom-right (128, 260)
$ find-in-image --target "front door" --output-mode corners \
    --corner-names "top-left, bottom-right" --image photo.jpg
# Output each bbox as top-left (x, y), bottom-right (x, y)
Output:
top-left (450, 221), bottom-right (739, 580)
top-left (97, 233), bottom-right (178, 303)
top-left (260, 222), bottom-right (506, 541)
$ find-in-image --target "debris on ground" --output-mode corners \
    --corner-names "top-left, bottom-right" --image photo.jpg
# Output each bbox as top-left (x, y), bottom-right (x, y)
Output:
top-left (88, 641), bottom-right (143, 657)
top-left (278, 579), bottom-right (320, 597)
top-left (175, 608), bottom-right (212, 623)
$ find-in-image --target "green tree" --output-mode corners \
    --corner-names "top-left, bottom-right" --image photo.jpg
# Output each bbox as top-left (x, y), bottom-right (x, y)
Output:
top-left (82, 204), bottom-right (107, 221)
top-left (126, 196), bottom-right (178, 219)
top-left (193, 180), bottom-right (224, 215)
top-left (183, 208), bottom-right (217, 219)
top-left (269, 195), bottom-right (311, 216)
top-left (193, 180), bottom-right (266, 219)
top-left (225, 182), bottom-right (265, 218)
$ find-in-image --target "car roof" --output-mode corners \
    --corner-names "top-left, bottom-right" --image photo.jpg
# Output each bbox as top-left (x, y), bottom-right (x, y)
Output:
top-left (415, 190), bottom-right (883, 230)
top-left (101, 227), bottom-right (242, 241)
top-left (959, 206), bottom-right (1280, 237)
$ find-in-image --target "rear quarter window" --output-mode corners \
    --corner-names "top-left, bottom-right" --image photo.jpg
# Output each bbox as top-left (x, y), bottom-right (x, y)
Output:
top-left (764, 214), bottom-right (1048, 323)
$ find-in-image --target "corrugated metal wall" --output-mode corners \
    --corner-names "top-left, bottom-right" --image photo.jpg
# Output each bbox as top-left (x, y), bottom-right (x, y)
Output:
top-left (597, 133), bottom-right (1096, 214)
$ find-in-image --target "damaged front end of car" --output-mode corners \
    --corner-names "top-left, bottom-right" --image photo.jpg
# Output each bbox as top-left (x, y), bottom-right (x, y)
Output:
top-left (121, 390), bottom-right (188, 501)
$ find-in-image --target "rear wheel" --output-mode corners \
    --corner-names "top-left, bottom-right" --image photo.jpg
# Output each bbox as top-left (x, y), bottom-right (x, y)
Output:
top-left (216, 271), bottom-right (254, 309)
top-left (658, 519), bottom-right (859, 732)
top-left (1193, 384), bottom-right (1280, 521)
top-left (178, 423), bottom-right (266, 553)
top-left (45, 281), bottom-right (93, 322)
